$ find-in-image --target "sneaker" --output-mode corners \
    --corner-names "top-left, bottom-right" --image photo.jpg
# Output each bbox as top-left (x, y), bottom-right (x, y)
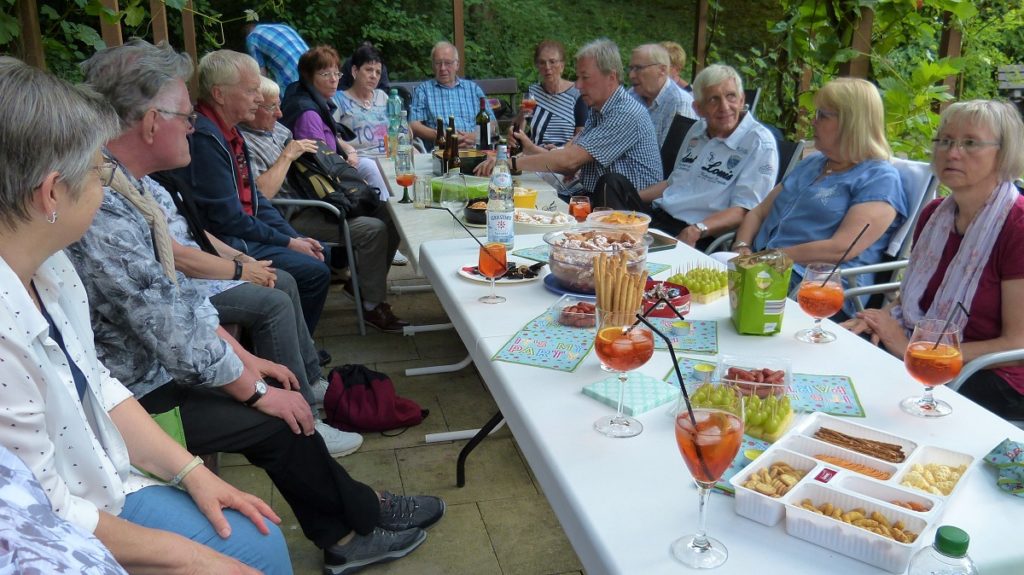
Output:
top-left (391, 251), bottom-right (409, 266)
top-left (363, 303), bottom-right (410, 334)
top-left (315, 421), bottom-right (363, 457)
top-left (323, 527), bottom-right (426, 575)
top-left (378, 491), bottom-right (445, 531)
top-left (311, 377), bottom-right (329, 406)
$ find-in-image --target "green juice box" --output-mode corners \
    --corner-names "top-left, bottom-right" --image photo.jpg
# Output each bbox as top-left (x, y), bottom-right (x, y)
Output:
top-left (728, 249), bottom-right (793, 335)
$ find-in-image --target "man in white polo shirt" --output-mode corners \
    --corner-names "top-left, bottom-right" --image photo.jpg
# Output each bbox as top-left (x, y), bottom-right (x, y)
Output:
top-left (605, 64), bottom-right (778, 250)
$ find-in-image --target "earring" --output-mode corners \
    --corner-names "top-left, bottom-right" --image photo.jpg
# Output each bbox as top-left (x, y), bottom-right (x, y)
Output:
top-left (47, 211), bottom-right (58, 224)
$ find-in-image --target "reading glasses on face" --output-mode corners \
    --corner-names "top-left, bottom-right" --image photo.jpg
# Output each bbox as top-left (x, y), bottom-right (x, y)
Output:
top-left (931, 138), bottom-right (1001, 153)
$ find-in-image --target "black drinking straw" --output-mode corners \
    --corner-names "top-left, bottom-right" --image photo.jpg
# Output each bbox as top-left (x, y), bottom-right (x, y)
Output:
top-left (427, 205), bottom-right (506, 268)
top-left (634, 312), bottom-right (714, 481)
top-left (821, 223), bottom-right (871, 287)
top-left (931, 301), bottom-right (970, 350)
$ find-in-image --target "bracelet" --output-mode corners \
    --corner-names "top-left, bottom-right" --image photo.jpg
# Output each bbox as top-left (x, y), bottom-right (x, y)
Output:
top-left (232, 260), bottom-right (243, 280)
top-left (169, 455), bottom-right (204, 487)
top-left (732, 241), bottom-right (750, 250)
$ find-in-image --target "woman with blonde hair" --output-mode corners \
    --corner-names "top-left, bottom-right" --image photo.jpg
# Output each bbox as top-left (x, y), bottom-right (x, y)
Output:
top-left (847, 100), bottom-right (1024, 418)
top-left (731, 78), bottom-right (907, 306)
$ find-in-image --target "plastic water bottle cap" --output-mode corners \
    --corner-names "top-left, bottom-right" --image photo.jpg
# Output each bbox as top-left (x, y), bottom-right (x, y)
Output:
top-left (933, 525), bottom-right (970, 558)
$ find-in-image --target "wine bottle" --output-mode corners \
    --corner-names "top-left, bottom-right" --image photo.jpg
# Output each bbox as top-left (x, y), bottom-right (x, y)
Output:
top-left (476, 97), bottom-right (492, 151)
top-left (448, 128), bottom-right (461, 172)
top-left (435, 117), bottom-right (447, 172)
top-left (509, 124), bottom-right (523, 175)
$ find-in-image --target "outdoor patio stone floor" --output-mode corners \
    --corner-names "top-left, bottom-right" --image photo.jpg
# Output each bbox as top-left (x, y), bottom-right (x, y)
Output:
top-left (220, 263), bottom-right (583, 574)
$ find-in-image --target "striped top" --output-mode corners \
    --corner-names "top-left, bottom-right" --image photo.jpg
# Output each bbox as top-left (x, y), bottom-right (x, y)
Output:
top-left (527, 83), bottom-right (587, 146)
top-left (410, 78), bottom-right (495, 132)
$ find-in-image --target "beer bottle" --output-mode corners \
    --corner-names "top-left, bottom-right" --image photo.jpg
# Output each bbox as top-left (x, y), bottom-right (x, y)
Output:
top-left (476, 97), bottom-right (492, 151)
top-left (435, 118), bottom-right (447, 172)
top-left (448, 128), bottom-right (461, 172)
top-left (509, 124), bottom-right (523, 175)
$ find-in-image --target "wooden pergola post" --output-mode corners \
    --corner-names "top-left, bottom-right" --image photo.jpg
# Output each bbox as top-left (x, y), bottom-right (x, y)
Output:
top-left (937, 11), bottom-right (963, 106)
top-left (182, 0), bottom-right (199, 97)
top-left (838, 7), bottom-right (872, 78)
top-left (16, 0), bottom-right (46, 69)
top-left (692, 0), bottom-right (710, 75)
top-left (453, 0), bottom-right (465, 76)
top-left (150, 0), bottom-right (168, 44)
top-left (99, 0), bottom-right (122, 47)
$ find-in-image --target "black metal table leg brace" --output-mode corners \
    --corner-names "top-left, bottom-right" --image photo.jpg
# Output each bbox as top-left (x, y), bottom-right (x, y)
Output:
top-left (456, 410), bottom-right (505, 487)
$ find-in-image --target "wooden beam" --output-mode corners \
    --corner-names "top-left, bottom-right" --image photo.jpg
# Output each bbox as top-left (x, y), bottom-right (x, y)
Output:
top-left (840, 7), bottom-right (872, 78)
top-left (150, 0), bottom-right (168, 45)
top-left (16, 0), bottom-right (46, 69)
top-left (99, 0), bottom-right (122, 47)
top-left (453, 0), bottom-right (465, 76)
top-left (182, 0), bottom-right (199, 98)
top-left (938, 12), bottom-right (963, 103)
top-left (692, 0), bottom-right (709, 75)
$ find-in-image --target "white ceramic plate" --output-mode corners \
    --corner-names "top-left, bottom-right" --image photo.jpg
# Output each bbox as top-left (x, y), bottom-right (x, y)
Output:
top-left (514, 208), bottom-right (575, 235)
top-left (457, 259), bottom-right (542, 284)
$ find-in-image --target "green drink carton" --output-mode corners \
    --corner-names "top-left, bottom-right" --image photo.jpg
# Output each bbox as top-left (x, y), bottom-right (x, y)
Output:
top-left (728, 249), bottom-right (793, 335)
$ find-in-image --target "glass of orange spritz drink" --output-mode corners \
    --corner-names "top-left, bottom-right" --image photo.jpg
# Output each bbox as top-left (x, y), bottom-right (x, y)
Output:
top-left (900, 318), bottom-right (962, 417)
top-left (478, 242), bottom-right (508, 304)
top-left (592, 307), bottom-right (655, 438)
top-left (671, 380), bottom-right (744, 568)
top-left (795, 262), bottom-right (845, 343)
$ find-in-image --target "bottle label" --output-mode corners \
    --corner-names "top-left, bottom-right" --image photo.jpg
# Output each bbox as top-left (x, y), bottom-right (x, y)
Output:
top-left (487, 211), bottom-right (514, 246)
top-left (491, 172), bottom-right (512, 189)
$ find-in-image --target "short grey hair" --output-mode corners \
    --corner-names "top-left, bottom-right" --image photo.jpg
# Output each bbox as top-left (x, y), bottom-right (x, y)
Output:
top-left (576, 38), bottom-right (622, 82)
top-left (81, 38), bottom-right (193, 130)
top-left (431, 41), bottom-right (458, 62)
top-left (0, 57), bottom-right (119, 231)
top-left (692, 64), bottom-right (744, 103)
top-left (936, 99), bottom-right (1024, 182)
top-left (198, 50), bottom-right (260, 102)
top-left (258, 75), bottom-right (280, 100)
top-left (632, 44), bottom-right (670, 68)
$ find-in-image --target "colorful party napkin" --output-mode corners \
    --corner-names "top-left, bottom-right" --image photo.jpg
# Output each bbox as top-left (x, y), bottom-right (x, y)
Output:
top-left (648, 318), bottom-right (719, 355)
top-left (493, 308), bottom-right (593, 372)
top-left (984, 438), bottom-right (1024, 496)
top-left (582, 371), bottom-right (679, 416)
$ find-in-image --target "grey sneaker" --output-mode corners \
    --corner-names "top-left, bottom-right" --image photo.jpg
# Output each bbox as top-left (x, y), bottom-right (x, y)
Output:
top-left (315, 421), bottom-right (363, 457)
top-left (392, 251), bottom-right (409, 266)
top-left (311, 377), bottom-right (329, 406)
top-left (323, 527), bottom-right (426, 574)
top-left (378, 491), bottom-right (445, 531)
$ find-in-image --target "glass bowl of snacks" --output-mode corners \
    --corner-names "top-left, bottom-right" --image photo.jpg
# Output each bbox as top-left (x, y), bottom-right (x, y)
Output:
top-left (543, 228), bottom-right (649, 294)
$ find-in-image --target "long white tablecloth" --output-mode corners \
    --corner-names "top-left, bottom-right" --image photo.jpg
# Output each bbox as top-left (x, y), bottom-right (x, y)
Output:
top-left (420, 234), bottom-right (1024, 575)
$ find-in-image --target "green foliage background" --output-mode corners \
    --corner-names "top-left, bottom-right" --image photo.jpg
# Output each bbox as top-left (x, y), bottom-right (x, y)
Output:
top-left (2, 0), bottom-right (1022, 158)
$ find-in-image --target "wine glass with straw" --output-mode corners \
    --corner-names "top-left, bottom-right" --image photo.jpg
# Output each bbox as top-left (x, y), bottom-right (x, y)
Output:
top-left (795, 223), bottom-right (871, 343)
top-left (427, 205), bottom-right (510, 303)
top-left (900, 306), bottom-right (966, 417)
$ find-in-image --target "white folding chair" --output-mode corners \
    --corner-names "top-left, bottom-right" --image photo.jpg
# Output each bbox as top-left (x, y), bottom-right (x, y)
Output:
top-left (840, 157), bottom-right (940, 312)
top-left (270, 198), bottom-right (366, 336)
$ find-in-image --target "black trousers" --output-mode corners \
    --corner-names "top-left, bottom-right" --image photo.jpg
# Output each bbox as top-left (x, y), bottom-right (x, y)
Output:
top-left (594, 173), bottom-right (714, 251)
top-left (957, 369), bottom-right (1024, 420)
top-left (140, 383), bottom-right (379, 548)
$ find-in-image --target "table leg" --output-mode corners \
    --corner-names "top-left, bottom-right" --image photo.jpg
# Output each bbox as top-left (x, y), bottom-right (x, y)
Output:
top-left (457, 410), bottom-right (505, 487)
top-left (405, 353), bottom-right (470, 376)
top-left (401, 321), bottom-right (455, 336)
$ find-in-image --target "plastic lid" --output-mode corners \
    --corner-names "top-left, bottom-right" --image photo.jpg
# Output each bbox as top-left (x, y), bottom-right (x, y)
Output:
top-left (933, 525), bottom-right (970, 558)
top-left (390, 88), bottom-right (398, 94)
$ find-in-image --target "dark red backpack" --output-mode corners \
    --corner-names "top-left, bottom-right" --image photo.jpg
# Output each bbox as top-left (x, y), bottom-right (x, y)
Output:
top-left (324, 364), bottom-right (427, 432)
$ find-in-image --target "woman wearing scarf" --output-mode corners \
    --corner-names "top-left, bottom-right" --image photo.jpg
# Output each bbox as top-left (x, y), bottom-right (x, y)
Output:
top-left (847, 100), bottom-right (1024, 419)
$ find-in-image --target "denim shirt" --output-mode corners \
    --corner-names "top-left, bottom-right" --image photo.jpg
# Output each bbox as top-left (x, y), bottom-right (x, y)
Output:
top-left (65, 170), bottom-right (244, 399)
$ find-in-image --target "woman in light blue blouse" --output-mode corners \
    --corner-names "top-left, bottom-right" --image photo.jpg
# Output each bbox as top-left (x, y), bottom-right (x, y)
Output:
top-left (334, 44), bottom-right (389, 152)
top-left (731, 78), bottom-right (907, 304)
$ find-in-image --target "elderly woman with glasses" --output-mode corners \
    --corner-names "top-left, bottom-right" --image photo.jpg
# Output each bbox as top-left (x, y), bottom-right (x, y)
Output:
top-left (0, 57), bottom-right (290, 574)
top-left (731, 78), bottom-right (907, 314)
top-left (333, 44), bottom-right (390, 153)
top-left (280, 45), bottom-right (389, 201)
top-left (523, 40), bottom-right (587, 147)
top-left (846, 100), bottom-right (1024, 419)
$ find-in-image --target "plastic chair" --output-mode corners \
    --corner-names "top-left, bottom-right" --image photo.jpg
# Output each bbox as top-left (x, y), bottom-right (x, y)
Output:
top-left (269, 198), bottom-right (367, 336)
top-left (945, 349), bottom-right (1024, 430)
top-left (659, 114), bottom-right (698, 179)
top-left (839, 158), bottom-right (939, 312)
top-left (744, 88), bottom-right (761, 116)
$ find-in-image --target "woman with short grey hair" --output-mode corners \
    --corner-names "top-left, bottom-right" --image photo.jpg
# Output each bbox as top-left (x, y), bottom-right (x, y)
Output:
top-left (0, 56), bottom-right (292, 574)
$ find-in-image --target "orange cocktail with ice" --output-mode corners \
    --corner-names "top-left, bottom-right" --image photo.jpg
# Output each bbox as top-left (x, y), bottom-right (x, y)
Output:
top-left (795, 263), bottom-right (844, 344)
top-left (594, 325), bottom-right (654, 372)
top-left (478, 242), bottom-right (507, 304)
top-left (901, 318), bottom-right (962, 417)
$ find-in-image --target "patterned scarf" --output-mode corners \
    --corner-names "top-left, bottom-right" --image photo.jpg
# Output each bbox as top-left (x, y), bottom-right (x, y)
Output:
top-left (891, 180), bottom-right (1017, 334)
top-left (106, 167), bottom-right (178, 285)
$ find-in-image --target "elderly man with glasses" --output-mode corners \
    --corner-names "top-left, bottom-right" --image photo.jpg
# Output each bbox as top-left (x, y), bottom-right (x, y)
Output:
top-left (409, 41), bottom-right (496, 148)
top-left (627, 43), bottom-right (696, 146)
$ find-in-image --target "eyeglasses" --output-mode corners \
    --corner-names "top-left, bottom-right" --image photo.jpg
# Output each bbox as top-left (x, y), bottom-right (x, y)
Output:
top-left (627, 63), bottom-right (658, 73)
top-left (814, 109), bottom-right (839, 121)
top-left (92, 161), bottom-right (117, 187)
top-left (432, 59), bottom-right (458, 69)
top-left (258, 103), bottom-right (280, 112)
top-left (156, 108), bottom-right (198, 129)
top-left (317, 70), bottom-right (342, 79)
top-left (932, 137), bottom-right (1001, 154)
top-left (536, 58), bottom-right (563, 68)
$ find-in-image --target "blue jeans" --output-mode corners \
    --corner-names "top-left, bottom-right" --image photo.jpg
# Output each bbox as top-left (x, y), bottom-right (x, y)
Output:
top-left (245, 242), bottom-right (331, 334)
top-left (119, 485), bottom-right (293, 574)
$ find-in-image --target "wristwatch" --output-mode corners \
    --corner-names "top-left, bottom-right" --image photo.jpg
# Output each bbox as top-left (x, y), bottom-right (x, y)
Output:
top-left (243, 379), bottom-right (268, 407)
top-left (693, 221), bottom-right (709, 238)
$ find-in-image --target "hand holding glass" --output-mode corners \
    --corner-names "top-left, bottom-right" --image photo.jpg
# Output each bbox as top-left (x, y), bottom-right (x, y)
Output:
top-left (795, 263), bottom-right (844, 343)
top-left (900, 319), bottom-right (962, 417)
top-left (671, 380), bottom-right (744, 568)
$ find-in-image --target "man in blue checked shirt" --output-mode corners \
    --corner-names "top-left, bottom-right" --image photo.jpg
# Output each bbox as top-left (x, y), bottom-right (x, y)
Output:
top-left (245, 22), bottom-right (308, 92)
top-left (409, 41), bottom-right (496, 148)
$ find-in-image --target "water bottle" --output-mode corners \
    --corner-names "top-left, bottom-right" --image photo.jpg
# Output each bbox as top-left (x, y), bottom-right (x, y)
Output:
top-left (907, 525), bottom-right (977, 575)
top-left (486, 145), bottom-right (514, 249)
top-left (397, 110), bottom-right (412, 153)
top-left (386, 89), bottom-right (402, 159)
